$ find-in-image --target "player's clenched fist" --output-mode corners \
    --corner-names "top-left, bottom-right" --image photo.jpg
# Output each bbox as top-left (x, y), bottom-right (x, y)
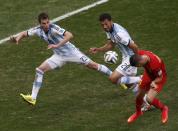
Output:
top-left (89, 47), bottom-right (99, 54)
top-left (47, 44), bottom-right (59, 49)
top-left (10, 36), bottom-right (19, 45)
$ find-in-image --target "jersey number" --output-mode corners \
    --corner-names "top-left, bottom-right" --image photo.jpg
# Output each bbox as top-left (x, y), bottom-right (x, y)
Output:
top-left (80, 56), bottom-right (88, 62)
top-left (121, 63), bottom-right (130, 71)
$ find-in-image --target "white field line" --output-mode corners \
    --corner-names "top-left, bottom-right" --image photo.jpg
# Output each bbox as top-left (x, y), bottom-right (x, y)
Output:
top-left (0, 0), bottom-right (108, 44)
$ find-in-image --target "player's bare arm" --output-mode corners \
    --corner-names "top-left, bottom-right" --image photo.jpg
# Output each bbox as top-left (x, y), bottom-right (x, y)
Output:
top-left (48, 31), bottom-right (73, 49)
top-left (128, 41), bottom-right (139, 54)
top-left (19, 12), bottom-right (113, 107)
top-left (10, 31), bottom-right (28, 44)
top-left (89, 40), bottom-right (114, 54)
top-left (151, 70), bottom-right (163, 88)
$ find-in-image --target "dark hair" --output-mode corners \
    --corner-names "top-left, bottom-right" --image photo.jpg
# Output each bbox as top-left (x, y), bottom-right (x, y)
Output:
top-left (38, 12), bottom-right (49, 23)
top-left (129, 55), bottom-right (141, 66)
top-left (99, 13), bottom-right (112, 21)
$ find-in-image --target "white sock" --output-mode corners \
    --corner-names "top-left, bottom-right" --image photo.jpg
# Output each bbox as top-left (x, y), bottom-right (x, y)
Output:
top-left (31, 68), bottom-right (44, 100)
top-left (32, 86), bottom-right (40, 100)
top-left (119, 76), bottom-right (141, 84)
top-left (132, 84), bottom-right (139, 95)
top-left (98, 64), bottom-right (112, 76)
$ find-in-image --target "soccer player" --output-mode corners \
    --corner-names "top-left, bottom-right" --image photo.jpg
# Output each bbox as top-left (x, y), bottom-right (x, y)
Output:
top-left (89, 13), bottom-right (141, 93)
top-left (11, 12), bottom-right (112, 105)
top-left (128, 50), bottom-right (168, 124)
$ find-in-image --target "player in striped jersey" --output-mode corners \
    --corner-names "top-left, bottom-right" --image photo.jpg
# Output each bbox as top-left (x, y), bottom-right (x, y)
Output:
top-left (11, 12), bottom-right (112, 105)
top-left (89, 13), bottom-right (153, 111)
top-left (90, 13), bottom-right (141, 91)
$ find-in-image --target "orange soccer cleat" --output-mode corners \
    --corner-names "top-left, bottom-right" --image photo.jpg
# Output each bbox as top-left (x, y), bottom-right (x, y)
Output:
top-left (127, 111), bottom-right (143, 123)
top-left (161, 106), bottom-right (168, 124)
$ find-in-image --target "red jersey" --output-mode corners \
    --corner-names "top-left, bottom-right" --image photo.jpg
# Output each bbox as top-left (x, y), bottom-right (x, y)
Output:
top-left (138, 50), bottom-right (166, 80)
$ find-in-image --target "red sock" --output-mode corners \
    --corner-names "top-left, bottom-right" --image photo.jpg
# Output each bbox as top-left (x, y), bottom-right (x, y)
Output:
top-left (136, 97), bottom-right (143, 113)
top-left (151, 98), bottom-right (165, 110)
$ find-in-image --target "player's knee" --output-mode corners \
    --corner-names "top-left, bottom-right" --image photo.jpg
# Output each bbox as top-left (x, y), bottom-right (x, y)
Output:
top-left (36, 67), bottom-right (45, 73)
top-left (109, 75), bottom-right (117, 84)
top-left (37, 63), bottom-right (52, 73)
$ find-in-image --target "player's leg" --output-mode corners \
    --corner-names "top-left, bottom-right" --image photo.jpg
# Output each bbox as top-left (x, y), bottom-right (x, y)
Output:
top-left (86, 54), bottom-right (141, 90)
top-left (32, 54), bottom-right (65, 100)
top-left (20, 54), bottom-right (65, 105)
top-left (20, 61), bottom-right (52, 105)
top-left (113, 61), bottom-right (141, 85)
top-left (108, 70), bottom-right (128, 90)
top-left (109, 70), bottom-right (123, 84)
top-left (138, 71), bottom-right (154, 112)
top-left (30, 61), bottom-right (52, 101)
top-left (109, 67), bottom-right (141, 91)
top-left (127, 88), bottom-right (146, 123)
top-left (64, 50), bottom-right (112, 76)
top-left (146, 88), bottom-right (168, 123)
top-left (86, 61), bottom-right (112, 76)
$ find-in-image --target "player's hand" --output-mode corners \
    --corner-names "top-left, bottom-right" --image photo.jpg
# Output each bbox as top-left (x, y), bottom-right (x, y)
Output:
top-left (89, 47), bottom-right (99, 54)
top-left (150, 81), bottom-right (157, 89)
top-left (10, 36), bottom-right (19, 45)
top-left (47, 44), bottom-right (59, 49)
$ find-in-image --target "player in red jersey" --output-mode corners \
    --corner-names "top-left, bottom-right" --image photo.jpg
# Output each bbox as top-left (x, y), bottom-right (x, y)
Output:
top-left (127, 50), bottom-right (168, 124)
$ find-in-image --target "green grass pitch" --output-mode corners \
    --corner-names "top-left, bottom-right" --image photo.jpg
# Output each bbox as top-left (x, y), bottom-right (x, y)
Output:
top-left (0, 0), bottom-right (177, 130)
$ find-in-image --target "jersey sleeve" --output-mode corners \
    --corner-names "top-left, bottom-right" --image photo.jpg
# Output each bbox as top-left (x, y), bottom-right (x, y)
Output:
top-left (151, 59), bottom-right (163, 76)
top-left (27, 27), bottom-right (39, 36)
top-left (116, 31), bottom-right (131, 46)
top-left (52, 24), bottom-right (66, 36)
top-left (152, 67), bottom-right (163, 78)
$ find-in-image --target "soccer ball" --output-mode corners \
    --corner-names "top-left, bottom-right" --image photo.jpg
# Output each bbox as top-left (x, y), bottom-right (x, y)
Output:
top-left (104, 51), bottom-right (118, 64)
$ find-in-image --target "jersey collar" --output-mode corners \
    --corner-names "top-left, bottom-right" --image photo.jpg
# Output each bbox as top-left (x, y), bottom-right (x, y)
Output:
top-left (109, 24), bottom-right (114, 33)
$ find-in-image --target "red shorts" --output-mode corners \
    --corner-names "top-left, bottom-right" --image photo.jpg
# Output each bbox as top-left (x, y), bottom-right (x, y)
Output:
top-left (140, 71), bottom-right (167, 93)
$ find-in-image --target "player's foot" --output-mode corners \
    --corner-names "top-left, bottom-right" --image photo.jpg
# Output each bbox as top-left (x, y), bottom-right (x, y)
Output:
top-left (120, 84), bottom-right (128, 90)
top-left (141, 104), bottom-right (155, 112)
top-left (20, 93), bottom-right (36, 106)
top-left (127, 111), bottom-right (143, 123)
top-left (161, 106), bottom-right (168, 124)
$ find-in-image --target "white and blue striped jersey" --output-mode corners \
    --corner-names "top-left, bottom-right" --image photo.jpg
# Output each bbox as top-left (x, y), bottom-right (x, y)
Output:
top-left (106, 23), bottom-right (134, 59)
top-left (27, 24), bottom-right (78, 56)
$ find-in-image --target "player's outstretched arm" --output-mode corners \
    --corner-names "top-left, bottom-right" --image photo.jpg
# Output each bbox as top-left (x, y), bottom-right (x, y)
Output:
top-left (10, 31), bottom-right (28, 45)
top-left (128, 41), bottom-right (139, 54)
top-left (47, 31), bottom-right (73, 49)
top-left (89, 40), bottom-right (114, 54)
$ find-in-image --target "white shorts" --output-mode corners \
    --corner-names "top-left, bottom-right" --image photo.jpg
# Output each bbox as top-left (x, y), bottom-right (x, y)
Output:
top-left (45, 51), bottom-right (91, 69)
top-left (116, 56), bottom-right (137, 76)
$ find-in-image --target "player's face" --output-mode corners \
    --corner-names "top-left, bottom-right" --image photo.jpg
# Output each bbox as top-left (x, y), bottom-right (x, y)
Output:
top-left (100, 19), bottom-right (113, 32)
top-left (40, 19), bottom-right (50, 32)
